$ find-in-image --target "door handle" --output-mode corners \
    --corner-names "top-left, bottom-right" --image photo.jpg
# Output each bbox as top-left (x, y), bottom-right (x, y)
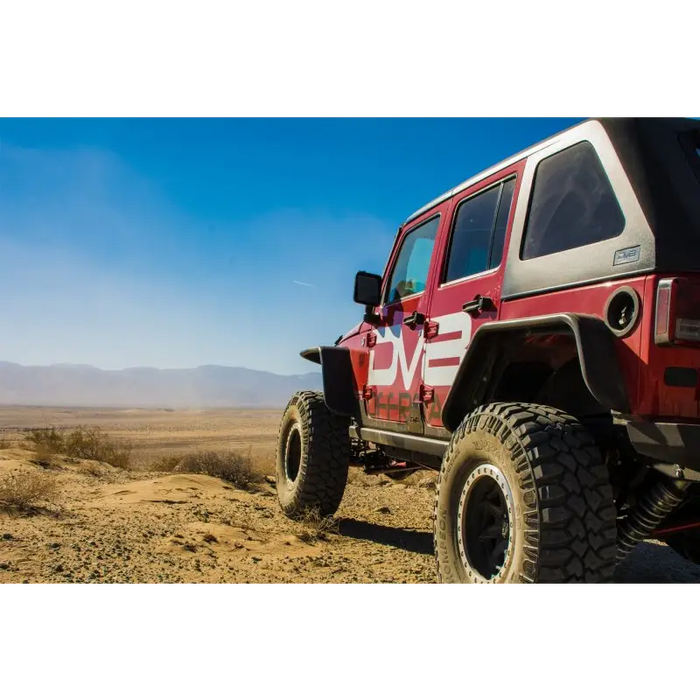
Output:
top-left (403, 311), bottom-right (426, 328)
top-left (463, 295), bottom-right (495, 317)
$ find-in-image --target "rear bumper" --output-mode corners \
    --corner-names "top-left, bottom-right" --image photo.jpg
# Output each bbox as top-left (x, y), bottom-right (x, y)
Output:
top-left (626, 420), bottom-right (700, 468)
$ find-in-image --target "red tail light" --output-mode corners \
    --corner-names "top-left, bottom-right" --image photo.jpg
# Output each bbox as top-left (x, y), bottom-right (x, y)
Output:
top-left (655, 278), bottom-right (700, 346)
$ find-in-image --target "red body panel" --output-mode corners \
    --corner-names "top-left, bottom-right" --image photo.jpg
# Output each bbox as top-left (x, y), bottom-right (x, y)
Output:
top-left (636, 274), bottom-right (700, 420)
top-left (424, 162), bottom-right (524, 427)
top-left (339, 141), bottom-right (700, 432)
top-left (352, 201), bottom-right (451, 426)
top-left (365, 293), bottom-right (427, 423)
top-left (500, 278), bottom-right (646, 415)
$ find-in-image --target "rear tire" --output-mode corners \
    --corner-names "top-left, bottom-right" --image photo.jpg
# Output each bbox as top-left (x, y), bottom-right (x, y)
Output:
top-left (434, 402), bottom-right (617, 583)
top-left (276, 391), bottom-right (350, 519)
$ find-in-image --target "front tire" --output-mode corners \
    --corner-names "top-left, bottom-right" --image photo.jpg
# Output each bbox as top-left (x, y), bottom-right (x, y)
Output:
top-left (434, 403), bottom-right (617, 583)
top-left (276, 391), bottom-right (350, 519)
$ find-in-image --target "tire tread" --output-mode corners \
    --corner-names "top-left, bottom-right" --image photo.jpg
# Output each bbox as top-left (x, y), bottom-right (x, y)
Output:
top-left (434, 402), bottom-right (617, 583)
top-left (276, 391), bottom-right (350, 518)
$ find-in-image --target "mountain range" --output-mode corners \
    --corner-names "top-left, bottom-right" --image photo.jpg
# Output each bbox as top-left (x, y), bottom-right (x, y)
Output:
top-left (0, 361), bottom-right (322, 408)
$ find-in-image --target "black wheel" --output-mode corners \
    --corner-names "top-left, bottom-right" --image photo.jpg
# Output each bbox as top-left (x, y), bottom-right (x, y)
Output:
top-left (434, 402), bottom-right (617, 583)
top-left (276, 391), bottom-right (350, 519)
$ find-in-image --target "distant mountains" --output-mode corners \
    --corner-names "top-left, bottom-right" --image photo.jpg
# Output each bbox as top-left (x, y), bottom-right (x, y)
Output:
top-left (0, 362), bottom-right (322, 408)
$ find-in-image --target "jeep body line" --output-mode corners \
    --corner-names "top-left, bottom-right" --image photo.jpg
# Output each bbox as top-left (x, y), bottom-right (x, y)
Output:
top-left (275, 118), bottom-right (700, 583)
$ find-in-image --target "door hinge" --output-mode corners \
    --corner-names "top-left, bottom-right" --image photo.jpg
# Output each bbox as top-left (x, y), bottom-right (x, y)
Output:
top-left (425, 320), bottom-right (439, 339)
top-left (420, 384), bottom-right (434, 403)
top-left (366, 332), bottom-right (377, 348)
top-left (362, 385), bottom-right (374, 399)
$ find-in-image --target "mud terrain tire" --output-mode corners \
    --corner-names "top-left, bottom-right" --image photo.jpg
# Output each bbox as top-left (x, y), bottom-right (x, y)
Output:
top-left (276, 391), bottom-right (350, 519)
top-left (434, 402), bottom-right (617, 583)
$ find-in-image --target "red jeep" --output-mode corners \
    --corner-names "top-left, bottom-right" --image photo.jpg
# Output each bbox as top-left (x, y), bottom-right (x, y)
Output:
top-left (275, 118), bottom-right (700, 583)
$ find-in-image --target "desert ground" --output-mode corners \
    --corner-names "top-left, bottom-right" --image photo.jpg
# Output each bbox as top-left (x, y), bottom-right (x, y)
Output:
top-left (1, 406), bottom-right (699, 584)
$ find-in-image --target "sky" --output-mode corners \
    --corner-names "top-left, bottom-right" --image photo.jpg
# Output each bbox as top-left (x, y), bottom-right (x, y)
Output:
top-left (0, 118), bottom-right (581, 375)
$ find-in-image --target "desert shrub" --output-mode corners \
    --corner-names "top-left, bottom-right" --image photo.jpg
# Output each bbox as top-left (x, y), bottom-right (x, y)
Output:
top-left (64, 426), bottom-right (132, 469)
top-left (175, 450), bottom-right (264, 491)
top-left (32, 443), bottom-right (56, 466)
top-left (0, 437), bottom-right (11, 450)
top-left (150, 455), bottom-right (183, 472)
top-left (77, 462), bottom-right (107, 478)
top-left (0, 470), bottom-right (59, 511)
top-left (296, 507), bottom-right (339, 543)
top-left (24, 427), bottom-right (65, 454)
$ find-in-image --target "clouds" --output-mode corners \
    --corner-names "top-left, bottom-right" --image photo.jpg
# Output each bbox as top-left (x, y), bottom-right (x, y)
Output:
top-left (0, 141), bottom-right (396, 373)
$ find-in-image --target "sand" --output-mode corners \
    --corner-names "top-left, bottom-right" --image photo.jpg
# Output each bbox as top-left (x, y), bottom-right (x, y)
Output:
top-left (1, 407), bottom-right (698, 583)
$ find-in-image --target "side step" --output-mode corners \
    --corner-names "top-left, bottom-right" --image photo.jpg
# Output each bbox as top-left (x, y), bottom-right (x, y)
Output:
top-left (349, 425), bottom-right (448, 458)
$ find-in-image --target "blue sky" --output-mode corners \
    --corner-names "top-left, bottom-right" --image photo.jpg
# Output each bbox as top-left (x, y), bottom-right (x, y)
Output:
top-left (0, 118), bottom-right (581, 374)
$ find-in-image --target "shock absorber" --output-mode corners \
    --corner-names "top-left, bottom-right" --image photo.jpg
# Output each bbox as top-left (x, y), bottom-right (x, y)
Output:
top-left (617, 477), bottom-right (690, 562)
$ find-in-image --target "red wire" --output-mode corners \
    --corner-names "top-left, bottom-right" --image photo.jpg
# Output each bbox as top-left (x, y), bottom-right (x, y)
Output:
top-left (654, 521), bottom-right (700, 536)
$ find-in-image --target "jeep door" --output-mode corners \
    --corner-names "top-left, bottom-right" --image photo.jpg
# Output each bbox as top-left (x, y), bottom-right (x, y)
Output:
top-left (364, 205), bottom-right (447, 433)
top-left (423, 166), bottom-right (522, 434)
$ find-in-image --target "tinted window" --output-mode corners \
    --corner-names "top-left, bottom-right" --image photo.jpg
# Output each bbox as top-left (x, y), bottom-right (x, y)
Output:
top-left (490, 178), bottom-right (515, 268)
top-left (444, 179), bottom-right (515, 283)
top-left (386, 216), bottom-right (439, 303)
top-left (521, 141), bottom-right (625, 260)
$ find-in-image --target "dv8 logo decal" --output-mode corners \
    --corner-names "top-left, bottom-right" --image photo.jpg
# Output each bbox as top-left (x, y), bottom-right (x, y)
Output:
top-left (368, 311), bottom-right (472, 389)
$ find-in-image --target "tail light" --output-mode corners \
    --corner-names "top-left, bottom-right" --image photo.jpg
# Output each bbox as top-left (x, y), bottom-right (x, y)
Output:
top-left (655, 278), bottom-right (700, 346)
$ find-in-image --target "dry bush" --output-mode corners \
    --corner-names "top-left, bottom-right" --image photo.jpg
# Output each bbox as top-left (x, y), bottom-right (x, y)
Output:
top-left (64, 426), bottom-right (132, 470)
top-left (171, 450), bottom-right (265, 491)
top-left (150, 455), bottom-right (183, 472)
top-left (296, 507), bottom-right (339, 543)
top-left (24, 427), bottom-right (65, 454)
top-left (21, 425), bottom-right (131, 469)
top-left (0, 437), bottom-right (12, 450)
top-left (77, 462), bottom-right (108, 478)
top-left (0, 470), bottom-right (59, 512)
top-left (32, 443), bottom-right (56, 466)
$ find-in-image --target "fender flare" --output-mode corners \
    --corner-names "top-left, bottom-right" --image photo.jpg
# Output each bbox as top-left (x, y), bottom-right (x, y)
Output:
top-left (300, 346), bottom-right (359, 417)
top-left (441, 313), bottom-right (630, 432)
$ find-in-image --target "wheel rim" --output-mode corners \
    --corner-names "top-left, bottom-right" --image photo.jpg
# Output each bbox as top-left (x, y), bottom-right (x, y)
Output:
top-left (284, 423), bottom-right (302, 484)
top-left (457, 464), bottom-right (514, 582)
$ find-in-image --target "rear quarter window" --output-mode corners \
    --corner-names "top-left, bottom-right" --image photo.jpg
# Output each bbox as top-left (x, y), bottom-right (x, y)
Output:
top-left (521, 141), bottom-right (626, 260)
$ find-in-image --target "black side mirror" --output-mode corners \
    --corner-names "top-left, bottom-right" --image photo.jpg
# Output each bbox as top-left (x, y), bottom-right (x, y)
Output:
top-left (353, 271), bottom-right (382, 307)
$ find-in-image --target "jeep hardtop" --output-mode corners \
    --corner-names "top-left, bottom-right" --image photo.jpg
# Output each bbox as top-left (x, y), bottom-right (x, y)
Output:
top-left (275, 117), bottom-right (700, 583)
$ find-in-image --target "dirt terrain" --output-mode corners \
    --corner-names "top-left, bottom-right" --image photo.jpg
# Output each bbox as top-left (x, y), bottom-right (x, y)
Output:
top-left (1, 407), bottom-right (699, 583)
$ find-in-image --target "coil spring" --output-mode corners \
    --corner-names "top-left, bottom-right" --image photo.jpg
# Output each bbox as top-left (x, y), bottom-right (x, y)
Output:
top-left (617, 477), bottom-right (690, 562)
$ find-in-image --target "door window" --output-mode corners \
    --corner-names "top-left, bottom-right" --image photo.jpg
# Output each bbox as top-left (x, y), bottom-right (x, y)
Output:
top-left (385, 216), bottom-right (439, 303)
top-left (443, 178), bottom-right (516, 284)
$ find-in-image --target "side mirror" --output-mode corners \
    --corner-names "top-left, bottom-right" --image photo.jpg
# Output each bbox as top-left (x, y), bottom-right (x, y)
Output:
top-left (354, 271), bottom-right (382, 307)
